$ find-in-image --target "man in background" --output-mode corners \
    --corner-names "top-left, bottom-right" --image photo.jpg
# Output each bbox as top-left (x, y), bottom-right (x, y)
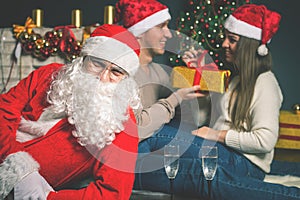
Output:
top-left (114, 0), bottom-right (204, 142)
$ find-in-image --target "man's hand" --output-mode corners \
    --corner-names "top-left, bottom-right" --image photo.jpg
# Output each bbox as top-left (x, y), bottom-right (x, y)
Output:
top-left (175, 85), bottom-right (207, 101)
top-left (14, 171), bottom-right (54, 200)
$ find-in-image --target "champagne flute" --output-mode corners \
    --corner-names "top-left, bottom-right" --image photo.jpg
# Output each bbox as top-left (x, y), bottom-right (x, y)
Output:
top-left (199, 146), bottom-right (218, 200)
top-left (164, 144), bottom-right (179, 200)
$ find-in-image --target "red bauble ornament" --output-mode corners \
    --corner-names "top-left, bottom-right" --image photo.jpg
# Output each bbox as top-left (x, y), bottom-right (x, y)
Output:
top-left (40, 48), bottom-right (51, 59)
top-left (51, 39), bottom-right (60, 48)
top-left (45, 31), bottom-right (55, 39)
top-left (65, 46), bottom-right (72, 53)
top-left (22, 42), bottom-right (35, 54)
top-left (68, 37), bottom-right (75, 44)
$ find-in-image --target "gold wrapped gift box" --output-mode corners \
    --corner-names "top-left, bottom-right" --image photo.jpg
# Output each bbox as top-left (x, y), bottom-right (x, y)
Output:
top-left (276, 110), bottom-right (300, 150)
top-left (171, 66), bottom-right (231, 93)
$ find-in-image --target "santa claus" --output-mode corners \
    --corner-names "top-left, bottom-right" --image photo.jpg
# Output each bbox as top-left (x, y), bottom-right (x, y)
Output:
top-left (0, 24), bottom-right (141, 199)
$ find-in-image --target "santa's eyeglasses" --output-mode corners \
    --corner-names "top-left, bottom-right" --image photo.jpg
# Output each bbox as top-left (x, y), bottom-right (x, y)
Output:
top-left (83, 56), bottom-right (129, 82)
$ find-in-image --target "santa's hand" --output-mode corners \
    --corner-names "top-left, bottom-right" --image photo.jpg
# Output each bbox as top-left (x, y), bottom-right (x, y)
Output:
top-left (175, 85), bottom-right (206, 102)
top-left (14, 171), bottom-right (54, 200)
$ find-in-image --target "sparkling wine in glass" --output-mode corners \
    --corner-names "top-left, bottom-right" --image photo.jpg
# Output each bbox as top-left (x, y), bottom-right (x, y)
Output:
top-left (200, 146), bottom-right (218, 199)
top-left (164, 144), bottom-right (179, 200)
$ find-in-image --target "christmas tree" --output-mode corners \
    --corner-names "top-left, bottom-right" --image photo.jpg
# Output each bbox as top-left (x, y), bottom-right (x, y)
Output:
top-left (169, 0), bottom-right (251, 68)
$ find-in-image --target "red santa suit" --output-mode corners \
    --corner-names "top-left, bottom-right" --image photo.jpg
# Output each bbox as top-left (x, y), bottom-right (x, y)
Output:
top-left (0, 63), bottom-right (139, 200)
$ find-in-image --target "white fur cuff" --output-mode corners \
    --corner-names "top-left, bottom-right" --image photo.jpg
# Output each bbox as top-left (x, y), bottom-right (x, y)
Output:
top-left (0, 151), bottom-right (40, 199)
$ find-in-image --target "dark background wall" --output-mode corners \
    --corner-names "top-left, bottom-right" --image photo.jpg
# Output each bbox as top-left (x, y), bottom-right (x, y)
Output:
top-left (0, 0), bottom-right (299, 110)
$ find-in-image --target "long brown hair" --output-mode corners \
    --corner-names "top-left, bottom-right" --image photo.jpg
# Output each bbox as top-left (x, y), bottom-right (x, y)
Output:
top-left (229, 36), bottom-right (273, 131)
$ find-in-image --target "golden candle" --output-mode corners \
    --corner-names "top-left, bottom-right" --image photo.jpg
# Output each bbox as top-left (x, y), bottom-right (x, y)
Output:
top-left (72, 9), bottom-right (82, 28)
top-left (104, 5), bottom-right (115, 24)
top-left (32, 9), bottom-right (43, 27)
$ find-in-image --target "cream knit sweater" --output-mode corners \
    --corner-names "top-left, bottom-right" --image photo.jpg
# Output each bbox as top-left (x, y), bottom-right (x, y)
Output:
top-left (211, 71), bottom-right (283, 173)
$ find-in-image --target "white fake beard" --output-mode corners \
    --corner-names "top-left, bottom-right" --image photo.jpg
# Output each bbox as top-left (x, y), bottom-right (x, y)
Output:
top-left (67, 72), bottom-right (136, 149)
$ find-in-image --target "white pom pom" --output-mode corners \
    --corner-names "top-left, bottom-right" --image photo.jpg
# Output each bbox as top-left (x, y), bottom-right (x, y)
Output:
top-left (257, 44), bottom-right (268, 56)
top-left (68, 116), bottom-right (75, 124)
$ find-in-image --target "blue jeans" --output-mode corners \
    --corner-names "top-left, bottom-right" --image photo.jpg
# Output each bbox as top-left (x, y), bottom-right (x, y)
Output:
top-left (134, 124), bottom-right (300, 200)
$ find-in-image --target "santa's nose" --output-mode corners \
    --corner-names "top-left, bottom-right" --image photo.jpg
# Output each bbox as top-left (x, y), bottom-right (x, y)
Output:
top-left (99, 69), bottom-right (110, 83)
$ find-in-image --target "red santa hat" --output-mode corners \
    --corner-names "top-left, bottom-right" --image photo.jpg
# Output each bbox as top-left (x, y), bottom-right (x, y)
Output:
top-left (81, 24), bottom-right (140, 76)
top-left (224, 4), bottom-right (281, 56)
top-left (114, 0), bottom-right (171, 36)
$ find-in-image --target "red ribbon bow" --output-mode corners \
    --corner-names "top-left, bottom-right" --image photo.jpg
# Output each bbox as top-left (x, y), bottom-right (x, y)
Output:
top-left (186, 50), bottom-right (219, 86)
top-left (54, 25), bottom-right (76, 52)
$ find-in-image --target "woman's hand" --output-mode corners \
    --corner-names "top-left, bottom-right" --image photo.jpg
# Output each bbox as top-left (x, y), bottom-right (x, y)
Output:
top-left (182, 48), bottom-right (206, 68)
top-left (192, 126), bottom-right (227, 143)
